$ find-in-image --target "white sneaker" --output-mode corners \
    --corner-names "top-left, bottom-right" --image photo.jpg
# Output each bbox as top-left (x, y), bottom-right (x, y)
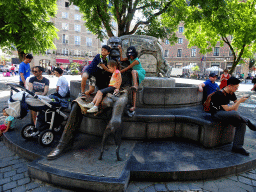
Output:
top-left (87, 106), bottom-right (98, 113)
top-left (84, 102), bottom-right (94, 108)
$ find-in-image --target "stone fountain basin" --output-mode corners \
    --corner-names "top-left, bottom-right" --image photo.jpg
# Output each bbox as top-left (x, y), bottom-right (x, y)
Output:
top-left (70, 77), bottom-right (203, 108)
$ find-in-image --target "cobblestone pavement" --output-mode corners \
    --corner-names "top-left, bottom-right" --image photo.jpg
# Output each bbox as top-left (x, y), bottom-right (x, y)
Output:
top-left (1, 75), bottom-right (256, 192)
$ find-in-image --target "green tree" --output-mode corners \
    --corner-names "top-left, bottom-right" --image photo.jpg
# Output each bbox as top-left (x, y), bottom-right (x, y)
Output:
top-left (0, 0), bottom-right (58, 61)
top-left (182, 0), bottom-right (256, 74)
top-left (70, 0), bottom-right (186, 43)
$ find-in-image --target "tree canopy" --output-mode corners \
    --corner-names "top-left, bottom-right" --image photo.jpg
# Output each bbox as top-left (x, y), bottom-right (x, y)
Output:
top-left (182, 0), bottom-right (256, 74)
top-left (0, 0), bottom-right (59, 61)
top-left (70, 0), bottom-right (186, 44)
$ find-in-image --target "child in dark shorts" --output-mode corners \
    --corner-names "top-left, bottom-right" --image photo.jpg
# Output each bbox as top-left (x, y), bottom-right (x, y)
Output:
top-left (84, 60), bottom-right (122, 113)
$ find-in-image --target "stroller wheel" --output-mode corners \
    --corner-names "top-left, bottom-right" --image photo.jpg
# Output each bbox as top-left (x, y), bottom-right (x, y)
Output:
top-left (21, 124), bottom-right (37, 140)
top-left (38, 130), bottom-right (54, 146)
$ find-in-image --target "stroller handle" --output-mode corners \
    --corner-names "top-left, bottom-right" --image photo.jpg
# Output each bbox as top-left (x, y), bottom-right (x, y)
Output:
top-left (7, 83), bottom-right (37, 98)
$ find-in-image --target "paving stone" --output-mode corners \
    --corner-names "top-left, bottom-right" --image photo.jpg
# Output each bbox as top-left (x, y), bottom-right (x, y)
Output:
top-left (26, 183), bottom-right (41, 190)
top-left (202, 181), bottom-right (219, 192)
top-left (4, 170), bottom-right (16, 178)
top-left (240, 172), bottom-right (256, 181)
top-left (3, 181), bottom-right (17, 191)
top-left (12, 173), bottom-right (24, 181)
top-left (0, 172), bottom-right (3, 179)
top-left (238, 176), bottom-right (252, 185)
top-left (1, 166), bottom-right (12, 173)
top-left (227, 175), bottom-right (239, 182)
top-left (12, 163), bottom-right (25, 169)
top-left (16, 167), bottom-right (27, 174)
top-left (12, 186), bottom-right (26, 192)
top-left (8, 160), bottom-right (20, 166)
top-left (143, 185), bottom-right (156, 192)
top-left (0, 177), bottom-right (11, 185)
top-left (188, 183), bottom-right (203, 191)
top-left (134, 182), bottom-right (152, 190)
top-left (30, 187), bottom-right (53, 192)
top-left (154, 184), bottom-right (167, 191)
top-left (237, 182), bottom-right (254, 192)
top-left (177, 183), bottom-right (190, 191)
top-left (126, 183), bottom-right (141, 192)
top-left (166, 183), bottom-right (180, 191)
top-left (17, 177), bottom-right (30, 186)
top-left (213, 178), bottom-right (239, 189)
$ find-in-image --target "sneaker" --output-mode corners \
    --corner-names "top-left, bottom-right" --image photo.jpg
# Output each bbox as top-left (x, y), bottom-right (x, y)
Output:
top-left (87, 106), bottom-right (98, 113)
top-left (232, 147), bottom-right (250, 156)
top-left (84, 102), bottom-right (94, 108)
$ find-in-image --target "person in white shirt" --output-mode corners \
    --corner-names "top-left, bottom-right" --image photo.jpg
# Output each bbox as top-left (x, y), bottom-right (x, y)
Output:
top-left (53, 67), bottom-right (70, 98)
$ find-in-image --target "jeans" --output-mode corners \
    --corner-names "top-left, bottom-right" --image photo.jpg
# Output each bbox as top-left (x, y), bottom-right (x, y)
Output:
top-left (212, 110), bottom-right (247, 148)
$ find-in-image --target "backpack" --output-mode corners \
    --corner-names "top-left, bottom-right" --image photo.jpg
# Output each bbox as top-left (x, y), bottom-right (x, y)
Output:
top-left (203, 90), bottom-right (225, 112)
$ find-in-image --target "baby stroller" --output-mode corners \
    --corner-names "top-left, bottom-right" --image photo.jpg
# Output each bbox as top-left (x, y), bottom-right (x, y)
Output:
top-left (6, 83), bottom-right (68, 146)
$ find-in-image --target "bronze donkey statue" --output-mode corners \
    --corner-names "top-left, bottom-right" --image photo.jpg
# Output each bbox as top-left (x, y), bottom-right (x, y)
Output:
top-left (98, 89), bottom-right (129, 161)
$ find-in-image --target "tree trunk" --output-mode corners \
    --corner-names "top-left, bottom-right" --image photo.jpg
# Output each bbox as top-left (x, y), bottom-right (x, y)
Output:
top-left (18, 50), bottom-right (25, 62)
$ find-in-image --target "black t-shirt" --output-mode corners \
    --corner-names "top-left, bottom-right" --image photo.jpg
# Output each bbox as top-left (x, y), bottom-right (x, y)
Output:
top-left (210, 90), bottom-right (237, 113)
top-left (29, 76), bottom-right (50, 93)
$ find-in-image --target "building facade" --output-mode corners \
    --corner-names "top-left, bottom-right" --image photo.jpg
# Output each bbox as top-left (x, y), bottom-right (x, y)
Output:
top-left (32, 0), bottom-right (108, 69)
top-left (161, 23), bottom-right (249, 76)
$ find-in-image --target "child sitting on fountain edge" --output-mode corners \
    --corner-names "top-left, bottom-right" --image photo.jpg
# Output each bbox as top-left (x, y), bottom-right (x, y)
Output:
top-left (118, 45), bottom-right (146, 112)
top-left (84, 59), bottom-right (122, 113)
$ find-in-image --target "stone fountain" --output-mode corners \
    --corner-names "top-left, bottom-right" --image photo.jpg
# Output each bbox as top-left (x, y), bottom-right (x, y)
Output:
top-left (4, 35), bottom-right (254, 192)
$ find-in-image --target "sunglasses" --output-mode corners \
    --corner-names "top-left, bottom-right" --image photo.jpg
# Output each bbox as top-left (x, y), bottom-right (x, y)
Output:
top-left (32, 70), bottom-right (39, 73)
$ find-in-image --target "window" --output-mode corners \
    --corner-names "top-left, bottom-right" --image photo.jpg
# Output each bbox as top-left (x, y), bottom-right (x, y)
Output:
top-left (211, 62), bottom-right (220, 67)
top-left (62, 23), bottom-right (69, 30)
top-left (177, 49), bottom-right (182, 57)
top-left (164, 50), bottom-right (168, 57)
top-left (229, 49), bottom-right (233, 56)
top-left (65, 2), bottom-right (69, 7)
top-left (87, 37), bottom-right (92, 47)
top-left (74, 36), bottom-right (81, 45)
top-left (191, 48), bottom-right (196, 57)
top-left (213, 47), bottom-right (220, 56)
top-left (62, 12), bottom-right (68, 19)
top-left (62, 34), bottom-right (68, 44)
top-left (45, 49), bottom-right (51, 54)
top-left (74, 50), bottom-right (81, 56)
top-left (101, 40), bottom-right (107, 46)
top-left (74, 5), bottom-right (80, 10)
top-left (62, 48), bottom-right (69, 56)
top-left (179, 27), bottom-right (184, 33)
top-left (178, 38), bottom-right (183, 44)
top-left (87, 29), bottom-right (91, 34)
top-left (74, 24), bottom-right (81, 32)
top-left (165, 39), bottom-right (169, 44)
top-left (74, 14), bottom-right (81, 21)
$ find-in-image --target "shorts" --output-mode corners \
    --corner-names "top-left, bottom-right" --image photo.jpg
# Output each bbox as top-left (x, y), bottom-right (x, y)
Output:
top-left (0, 124), bottom-right (7, 131)
top-left (99, 86), bottom-right (115, 96)
top-left (83, 71), bottom-right (96, 87)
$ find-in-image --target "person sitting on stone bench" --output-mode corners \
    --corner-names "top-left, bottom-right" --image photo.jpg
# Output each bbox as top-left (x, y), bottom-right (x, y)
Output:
top-left (118, 45), bottom-right (145, 112)
top-left (210, 77), bottom-right (256, 156)
top-left (80, 45), bottom-right (112, 97)
top-left (198, 73), bottom-right (219, 102)
top-left (84, 59), bottom-right (122, 113)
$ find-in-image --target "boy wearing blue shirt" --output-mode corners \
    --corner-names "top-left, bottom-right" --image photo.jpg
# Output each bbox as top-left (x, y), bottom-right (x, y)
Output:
top-left (81, 45), bottom-right (112, 96)
top-left (198, 73), bottom-right (220, 102)
top-left (19, 54), bottom-right (33, 88)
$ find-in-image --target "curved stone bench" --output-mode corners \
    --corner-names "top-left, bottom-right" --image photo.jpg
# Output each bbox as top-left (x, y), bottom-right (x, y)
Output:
top-left (79, 106), bottom-right (235, 148)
